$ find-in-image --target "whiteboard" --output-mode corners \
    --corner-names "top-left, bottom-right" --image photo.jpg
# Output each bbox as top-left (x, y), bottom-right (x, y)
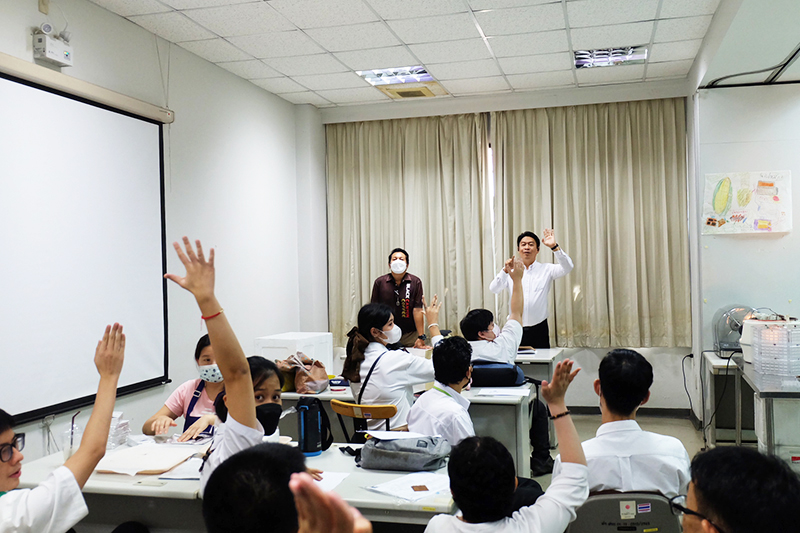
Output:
top-left (0, 74), bottom-right (167, 422)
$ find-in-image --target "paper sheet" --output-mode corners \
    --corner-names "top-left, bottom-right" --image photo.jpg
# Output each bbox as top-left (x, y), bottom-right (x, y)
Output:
top-left (475, 387), bottom-right (530, 397)
top-left (95, 444), bottom-right (200, 476)
top-left (159, 457), bottom-right (203, 480)
top-left (366, 472), bottom-right (450, 502)
top-left (314, 471), bottom-right (349, 492)
top-left (364, 430), bottom-right (431, 440)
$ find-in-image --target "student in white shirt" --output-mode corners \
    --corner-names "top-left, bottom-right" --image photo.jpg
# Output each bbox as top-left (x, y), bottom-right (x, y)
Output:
top-left (0, 324), bottom-right (127, 533)
top-left (552, 349), bottom-right (690, 498)
top-left (343, 297), bottom-right (441, 430)
top-left (425, 359), bottom-right (588, 533)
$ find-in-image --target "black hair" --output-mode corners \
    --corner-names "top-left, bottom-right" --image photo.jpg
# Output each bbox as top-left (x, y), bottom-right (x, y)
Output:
top-left (203, 443), bottom-right (307, 533)
top-left (516, 231), bottom-right (540, 249)
top-left (0, 409), bottom-right (14, 435)
top-left (433, 336), bottom-right (472, 385)
top-left (213, 356), bottom-right (284, 422)
top-left (343, 303), bottom-right (394, 382)
top-left (448, 436), bottom-right (516, 523)
top-left (388, 247), bottom-right (409, 265)
top-left (691, 446), bottom-right (800, 533)
top-left (598, 349), bottom-right (653, 416)
top-left (194, 334), bottom-right (211, 362)
top-left (460, 309), bottom-right (494, 341)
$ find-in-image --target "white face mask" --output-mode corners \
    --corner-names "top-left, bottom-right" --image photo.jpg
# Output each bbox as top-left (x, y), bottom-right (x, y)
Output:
top-left (492, 324), bottom-right (501, 337)
top-left (390, 259), bottom-right (407, 275)
top-left (381, 324), bottom-right (403, 345)
top-left (199, 363), bottom-right (223, 383)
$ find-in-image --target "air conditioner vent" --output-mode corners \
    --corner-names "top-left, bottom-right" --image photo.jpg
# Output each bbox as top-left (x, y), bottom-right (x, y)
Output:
top-left (377, 81), bottom-right (448, 100)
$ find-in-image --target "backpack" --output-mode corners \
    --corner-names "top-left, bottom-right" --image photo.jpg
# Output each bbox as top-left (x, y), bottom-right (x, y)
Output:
top-left (470, 361), bottom-right (526, 387)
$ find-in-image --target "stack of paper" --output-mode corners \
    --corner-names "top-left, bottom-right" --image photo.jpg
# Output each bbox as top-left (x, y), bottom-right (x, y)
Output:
top-left (95, 444), bottom-right (199, 476)
top-left (366, 473), bottom-right (450, 502)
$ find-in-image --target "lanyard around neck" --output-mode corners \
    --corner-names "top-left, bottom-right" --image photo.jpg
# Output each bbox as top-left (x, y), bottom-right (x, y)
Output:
top-left (432, 386), bottom-right (453, 399)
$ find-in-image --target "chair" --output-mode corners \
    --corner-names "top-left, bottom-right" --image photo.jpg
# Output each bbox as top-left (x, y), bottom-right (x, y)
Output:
top-left (566, 491), bottom-right (681, 533)
top-left (330, 399), bottom-right (397, 443)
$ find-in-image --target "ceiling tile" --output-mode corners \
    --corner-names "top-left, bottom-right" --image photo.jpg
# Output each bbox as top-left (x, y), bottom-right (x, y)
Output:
top-left (182, 3), bottom-right (294, 37)
top-left (468, 0), bottom-right (559, 8)
top-left (161, 0), bottom-right (252, 8)
top-left (654, 15), bottom-right (713, 43)
top-left (251, 77), bottom-right (308, 93)
top-left (129, 12), bottom-right (216, 42)
top-left (269, 0), bottom-right (379, 29)
top-left (570, 21), bottom-right (653, 50)
top-left (264, 54), bottom-right (350, 76)
top-left (276, 91), bottom-right (335, 106)
top-left (178, 38), bottom-right (251, 62)
top-left (387, 13), bottom-right (482, 44)
top-left (506, 69), bottom-right (575, 89)
top-left (409, 38), bottom-right (492, 64)
top-left (88, 0), bottom-right (172, 16)
top-left (228, 31), bottom-right (324, 58)
top-left (659, 0), bottom-right (720, 19)
top-left (217, 59), bottom-right (282, 79)
top-left (567, 0), bottom-right (658, 27)
top-left (498, 52), bottom-right (572, 74)
top-left (575, 64), bottom-right (644, 85)
top-left (334, 46), bottom-right (419, 70)
top-left (475, 4), bottom-right (566, 36)
top-left (440, 76), bottom-right (511, 95)
top-left (488, 30), bottom-right (569, 57)
top-left (365, 0), bottom-right (468, 20)
top-left (305, 22), bottom-right (400, 52)
top-left (314, 87), bottom-right (392, 104)
top-left (649, 39), bottom-right (702, 63)
top-left (292, 72), bottom-right (371, 91)
top-left (426, 59), bottom-right (502, 80)
top-left (645, 59), bottom-right (693, 79)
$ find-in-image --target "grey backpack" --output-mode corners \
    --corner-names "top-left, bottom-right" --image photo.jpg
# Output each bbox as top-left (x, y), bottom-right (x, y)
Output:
top-left (357, 436), bottom-right (451, 471)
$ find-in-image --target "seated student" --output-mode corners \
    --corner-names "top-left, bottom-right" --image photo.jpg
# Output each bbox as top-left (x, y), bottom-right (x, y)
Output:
top-left (163, 237), bottom-right (296, 495)
top-left (552, 349), bottom-right (690, 498)
top-left (0, 324), bottom-right (126, 533)
top-left (676, 446), bottom-right (800, 533)
top-left (425, 359), bottom-right (588, 533)
top-left (407, 336), bottom-right (474, 445)
top-left (342, 297), bottom-right (440, 430)
top-left (142, 333), bottom-right (223, 441)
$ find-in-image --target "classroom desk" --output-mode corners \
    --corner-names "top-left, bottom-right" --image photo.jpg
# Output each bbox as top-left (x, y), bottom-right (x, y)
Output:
top-left (282, 384), bottom-right (535, 477)
top-left (515, 347), bottom-right (563, 448)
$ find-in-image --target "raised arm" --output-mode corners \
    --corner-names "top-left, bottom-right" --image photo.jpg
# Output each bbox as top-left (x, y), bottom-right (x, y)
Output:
top-left (424, 295), bottom-right (442, 341)
top-left (508, 257), bottom-right (525, 325)
top-left (63, 324), bottom-right (125, 488)
top-left (542, 229), bottom-right (573, 277)
top-left (540, 359), bottom-right (585, 466)
top-left (164, 237), bottom-right (257, 430)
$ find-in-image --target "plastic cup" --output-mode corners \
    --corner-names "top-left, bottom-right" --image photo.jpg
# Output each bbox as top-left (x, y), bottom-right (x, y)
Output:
top-left (61, 426), bottom-right (83, 460)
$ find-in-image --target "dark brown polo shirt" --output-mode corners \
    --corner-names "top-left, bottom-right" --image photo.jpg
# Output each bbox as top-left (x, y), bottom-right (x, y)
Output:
top-left (370, 273), bottom-right (424, 335)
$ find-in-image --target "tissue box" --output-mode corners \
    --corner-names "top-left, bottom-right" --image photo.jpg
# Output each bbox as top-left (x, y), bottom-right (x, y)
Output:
top-left (255, 332), bottom-right (333, 375)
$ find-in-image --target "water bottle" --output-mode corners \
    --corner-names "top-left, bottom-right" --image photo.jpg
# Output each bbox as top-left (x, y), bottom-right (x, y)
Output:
top-left (297, 397), bottom-right (322, 456)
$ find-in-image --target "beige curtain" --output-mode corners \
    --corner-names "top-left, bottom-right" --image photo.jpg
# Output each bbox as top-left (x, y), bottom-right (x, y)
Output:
top-left (326, 114), bottom-right (493, 346)
top-left (492, 98), bottom-right (691, 347)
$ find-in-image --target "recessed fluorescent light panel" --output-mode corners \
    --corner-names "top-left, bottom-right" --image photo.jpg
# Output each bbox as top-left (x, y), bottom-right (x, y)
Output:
top-left (574, 46), bottom-right (648, 68)
top-left (357, 66), bottom-right (433, 86)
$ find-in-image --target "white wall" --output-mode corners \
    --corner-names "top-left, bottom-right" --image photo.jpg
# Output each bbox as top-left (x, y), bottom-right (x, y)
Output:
top-left (1, 0), bottom-right (327, 460)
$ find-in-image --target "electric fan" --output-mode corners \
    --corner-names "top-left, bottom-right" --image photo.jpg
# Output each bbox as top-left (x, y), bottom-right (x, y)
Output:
top-left (713, 305), bottom-right (755, 356)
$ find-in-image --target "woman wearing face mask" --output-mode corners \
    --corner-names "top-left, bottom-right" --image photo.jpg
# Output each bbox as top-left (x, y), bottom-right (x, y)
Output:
top-left (370, 248), bottom-right (428, 349)
top-left (142, 334), bottom-right (223, 441)
top-left (343, 298), bottom-right (441, 431)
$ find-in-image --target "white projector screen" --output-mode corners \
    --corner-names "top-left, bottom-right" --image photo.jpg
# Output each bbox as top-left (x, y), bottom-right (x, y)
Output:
top-left (0, 73), bottom-right (167, 423)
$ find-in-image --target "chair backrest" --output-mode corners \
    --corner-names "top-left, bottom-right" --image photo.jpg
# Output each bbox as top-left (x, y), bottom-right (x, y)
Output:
top-left (566, 491), bottom-right (681, 533)
top-left (330, 399), bottom-right (397, 443)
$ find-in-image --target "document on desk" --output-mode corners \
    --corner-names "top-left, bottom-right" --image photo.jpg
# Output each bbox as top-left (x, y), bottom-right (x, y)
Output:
top-left (159, 457), bottom-right (203, 480)
top-left (366, 473), bottom-right (450, 502)
top-left (475, 388), bottom-right (530, 397)
top-left (365, 430), bottom-right (431, 440)
top-left (315, 471), bottom-right (349, 492)
top-left (96, 444), bottom-right (201, 476)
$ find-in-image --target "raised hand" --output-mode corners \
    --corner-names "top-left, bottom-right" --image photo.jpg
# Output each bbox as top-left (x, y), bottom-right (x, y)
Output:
top-left (423, 294), bottom-right (441, 325)
top-left (164, 237), bottom-right (215, 302)
top-left (509, 256), bottom-right (525, 282)
top-left (542, 228), bottom-right (556, 249)
top-left (541, 359), bottom-right (580, 405)
top-left (95, 323), bottom-right (125, 379)
top-left (502, 257), bottom-right (514, 274)
top-left (291, 472), bottom-right (373, 533)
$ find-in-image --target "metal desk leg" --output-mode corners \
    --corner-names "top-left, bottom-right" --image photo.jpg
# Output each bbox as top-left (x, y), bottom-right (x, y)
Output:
top-left (735, 366), bottom-right (742, 446)
top-left (765, 398), bottom-right (774, 454)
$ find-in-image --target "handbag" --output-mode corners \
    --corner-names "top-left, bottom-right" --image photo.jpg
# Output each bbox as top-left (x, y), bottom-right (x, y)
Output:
top-left (277, 352), bottom-right (329, 394)
top-left (470, 360), bottom-right (526, 387)
top-left (357, 436), bottom-right (451, 471)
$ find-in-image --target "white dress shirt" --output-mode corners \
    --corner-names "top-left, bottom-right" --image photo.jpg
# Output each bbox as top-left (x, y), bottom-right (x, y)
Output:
top-left (424, 463), bottom-right (588, 533)
top-left (407, 380), bottom-right (474, 445)
top-left (0, 466), bottom-right (88, 533)
top-left (200, 414), bottom-right (265, 495)
top-left (551, 420), bottom-right (690, 498)
top-left (350, 342), bottom-right (434, 430)
top-left (489, 250), bottom-right (574, 327)
top-left (468, 320), bottom-right (523, 364)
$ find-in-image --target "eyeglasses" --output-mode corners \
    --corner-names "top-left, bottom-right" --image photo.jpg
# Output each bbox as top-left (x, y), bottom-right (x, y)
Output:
top-left (669, 494), bottom-right (726, 533)
top-left (0, 433), bottom-right (25, 462)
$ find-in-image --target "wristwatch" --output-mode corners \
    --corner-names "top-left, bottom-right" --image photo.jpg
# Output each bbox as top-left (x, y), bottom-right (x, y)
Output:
top-left (550, 243), bottom-right (560, 251)
top-left (418, 334), bottom-right (427, 341)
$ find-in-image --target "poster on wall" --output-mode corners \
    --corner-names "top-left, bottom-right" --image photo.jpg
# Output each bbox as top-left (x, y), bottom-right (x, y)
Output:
top-left (702, 170), bottom-right (792, 234)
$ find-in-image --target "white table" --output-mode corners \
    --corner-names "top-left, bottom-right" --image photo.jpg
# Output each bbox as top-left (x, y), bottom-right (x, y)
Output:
top-left (701, 351), bottom-right (756, 446)
top-left (282, 384), bottom-right (535, 477)
top-left (516, 348), bottom-right (563, 448)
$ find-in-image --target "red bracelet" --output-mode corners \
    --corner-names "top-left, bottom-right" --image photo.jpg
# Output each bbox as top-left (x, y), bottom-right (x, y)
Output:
top-left (201, 309), bottom-right (223, 320)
